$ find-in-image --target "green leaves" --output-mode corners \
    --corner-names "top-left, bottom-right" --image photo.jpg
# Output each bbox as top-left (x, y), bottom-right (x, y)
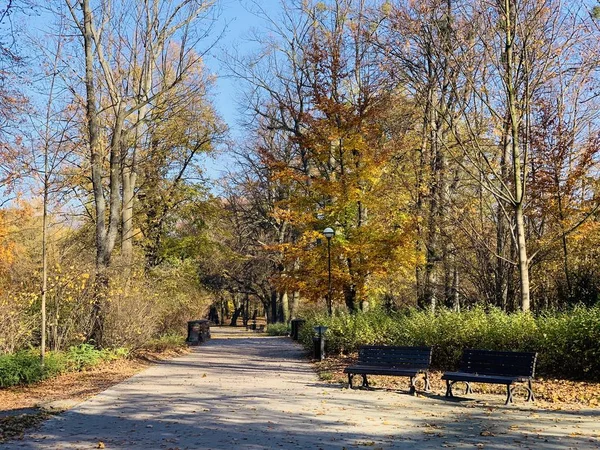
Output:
top-left (0, 345), bottom-right (128, 388)
top-left (299, 306), bottom-right (600, 379)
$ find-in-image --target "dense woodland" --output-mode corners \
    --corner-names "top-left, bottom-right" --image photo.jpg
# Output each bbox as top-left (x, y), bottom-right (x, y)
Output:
top-left (1, 0), bottom-right (600, 357)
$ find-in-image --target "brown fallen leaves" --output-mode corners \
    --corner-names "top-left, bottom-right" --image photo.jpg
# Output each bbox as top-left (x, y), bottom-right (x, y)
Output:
top-left (0, 412), bottom-right (56, 443)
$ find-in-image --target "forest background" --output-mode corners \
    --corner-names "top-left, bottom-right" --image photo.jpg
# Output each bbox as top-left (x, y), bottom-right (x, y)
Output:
top-left (1, 0), bottom-right (600, 381)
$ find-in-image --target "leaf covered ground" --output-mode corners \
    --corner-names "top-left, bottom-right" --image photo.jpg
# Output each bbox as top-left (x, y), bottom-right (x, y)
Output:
top-left (0, 348), bottom-right (188, 443)
top-left (314, 354), bottom-right (600, 410)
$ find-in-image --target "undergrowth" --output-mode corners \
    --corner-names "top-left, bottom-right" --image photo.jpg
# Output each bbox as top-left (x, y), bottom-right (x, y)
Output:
top-left (266, 323), bottom-right (289, 336)
top-left (0, 345), bottom-right (128, 388)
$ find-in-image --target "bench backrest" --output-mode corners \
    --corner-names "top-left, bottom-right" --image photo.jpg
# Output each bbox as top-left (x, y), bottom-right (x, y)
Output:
top-left (358, 346), bottom-right (432, 369)
top-left (459, 349), bottom-right (537, 378)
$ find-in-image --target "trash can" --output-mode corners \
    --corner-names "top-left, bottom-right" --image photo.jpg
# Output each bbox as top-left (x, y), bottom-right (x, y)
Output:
top-left (290, 318), bottom-right (306, 340)
top-left (313, 325), bottom-right (328, 360)
top-left (186, 319), bottom-right (211, 346)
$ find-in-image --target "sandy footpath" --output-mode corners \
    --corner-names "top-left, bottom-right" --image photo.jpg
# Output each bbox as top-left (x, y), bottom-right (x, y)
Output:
top-left (4, 327), bottom-right (599, 449)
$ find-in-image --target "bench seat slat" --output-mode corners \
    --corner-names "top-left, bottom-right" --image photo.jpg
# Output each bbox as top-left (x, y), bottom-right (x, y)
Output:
top-left (441, 371), bottom-right (531, 384)
top-left (360, 358), bottom-right (430, 365)
top-left (459, 350), bottom-right (536, 377)
top-left (344, 365), bottom-right (424, 377)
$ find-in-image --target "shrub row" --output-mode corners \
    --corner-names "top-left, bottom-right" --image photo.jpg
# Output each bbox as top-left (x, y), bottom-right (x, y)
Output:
top-left (267, 323), bottom-right (290, 336)
top-left (0, 344), bottom-right (129, 388)
top-left (298, 306), bottom-right (600, 380)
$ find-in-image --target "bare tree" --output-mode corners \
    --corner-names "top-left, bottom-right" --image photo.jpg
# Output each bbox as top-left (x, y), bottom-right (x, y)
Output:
top-left (63, 0), bottom-right (219, 344)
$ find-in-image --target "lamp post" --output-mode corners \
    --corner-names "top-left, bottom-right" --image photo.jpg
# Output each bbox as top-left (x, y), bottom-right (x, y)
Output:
top-left (323, 227), bottom-right (334, 316)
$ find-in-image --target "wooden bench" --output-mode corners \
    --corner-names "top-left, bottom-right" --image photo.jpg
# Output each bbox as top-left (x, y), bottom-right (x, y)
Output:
top-left (344, 346), bottom-right (432, 395)
top-left (442, 349), bottom-right (537, 405)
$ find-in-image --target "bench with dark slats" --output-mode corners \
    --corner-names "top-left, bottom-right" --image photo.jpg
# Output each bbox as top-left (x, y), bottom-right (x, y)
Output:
top-left (442, 349), bottom-right (537, 405)
top-left (343, 346), bottom-right (432, 395)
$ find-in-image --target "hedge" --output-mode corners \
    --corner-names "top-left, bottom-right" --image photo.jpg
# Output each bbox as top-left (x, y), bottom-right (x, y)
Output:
top-left (298, 306), bottom-right (600, 380)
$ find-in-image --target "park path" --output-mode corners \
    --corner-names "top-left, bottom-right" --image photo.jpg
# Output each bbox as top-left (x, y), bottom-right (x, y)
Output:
top-left (4, 327), bottom-right (599, 449)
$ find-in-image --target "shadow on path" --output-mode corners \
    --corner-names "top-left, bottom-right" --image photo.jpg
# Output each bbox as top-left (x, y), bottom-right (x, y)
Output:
top-left (3, 328), bottom-right (599, 449)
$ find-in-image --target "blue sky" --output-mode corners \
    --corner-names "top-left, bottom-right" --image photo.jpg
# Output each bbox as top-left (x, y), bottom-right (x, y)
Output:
top-left (17, 0), bottom-right (282, 186)
top-left (202, 0), bottom-right (281, 183)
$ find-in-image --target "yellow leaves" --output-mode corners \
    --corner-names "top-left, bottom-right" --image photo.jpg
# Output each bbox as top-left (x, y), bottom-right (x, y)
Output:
top-left (381, 1), bottom-right (392, 16)
top-left (315, 2), bottom-right (327, 13)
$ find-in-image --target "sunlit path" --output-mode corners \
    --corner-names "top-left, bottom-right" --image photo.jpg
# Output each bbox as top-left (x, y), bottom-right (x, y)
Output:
top-left (4, 328), bottom-right (599, 449)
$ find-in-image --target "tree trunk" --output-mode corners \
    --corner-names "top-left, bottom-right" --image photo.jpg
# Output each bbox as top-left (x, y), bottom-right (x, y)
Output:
top-left (41, 169), bottom-right (48, 366)
top-left (496, 126), bottom-right (510, 310)
top-left (290, 291), bottom-right (300, 321)
top-left (280, 291), bottom-right (289, 323)
top-left (121, 168), bottom-right (136, 266)
top-left (515, 203), bottom-right (530, 311)
top-left (270, 289), bottom-right (278, 324)
top-left (452, 262), bottom-right (460, 311)
top-left (230, 306), bottom-right (243, 326)
top-left (343, 283), bottom-right (357, 313)
top-left (502, 0), bottom-right (531, 312)
top-left (82, 0), bottom-right (108, 346)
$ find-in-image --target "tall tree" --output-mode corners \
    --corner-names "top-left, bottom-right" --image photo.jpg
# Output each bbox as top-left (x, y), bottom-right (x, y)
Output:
top-left (63, 0), bottom-right (219, 344)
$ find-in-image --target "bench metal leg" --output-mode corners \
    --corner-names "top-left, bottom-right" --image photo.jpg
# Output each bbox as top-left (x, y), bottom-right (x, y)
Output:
top-left (505, 384), bottom-right (514, 405)
top-left (362, 374), bottom-right (369, 387)
top-left (445, 379), bottom-right (453, 397)
top-left (424, 372), bottom-right (431, 393)
top-left (409, 376), bottom-right (417, 395)
top-left (505, 381), bottom-right (535, 404)
top-left (348, 373), bottom-right (354, 389)
top-left (526, 379), bottom-right (535, 402)
top-left (465, 382), bottom-right (473, 394)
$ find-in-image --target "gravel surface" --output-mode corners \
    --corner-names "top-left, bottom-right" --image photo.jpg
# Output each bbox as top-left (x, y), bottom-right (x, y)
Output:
top-left (4, 327), bottom-right (599, 449)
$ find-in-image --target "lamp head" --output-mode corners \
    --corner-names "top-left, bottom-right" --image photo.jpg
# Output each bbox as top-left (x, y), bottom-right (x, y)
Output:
top-left (323, 227), bottom-right (335, 239)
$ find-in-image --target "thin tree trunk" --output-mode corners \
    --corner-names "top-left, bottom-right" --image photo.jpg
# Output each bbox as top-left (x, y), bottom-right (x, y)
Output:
top-left (270, 289), bottom-right (278, 324)
top-left (281, 291), bottom-right (289, 323)
top-left (82, 0), bottom-right (108, 345)
top-left (503, 0), bottom-right (530, 312)
top-left (121, 167), bottom-right (136, 264)
top-left (41, 168), bottom-right (48, 366)
top-left (290, 291), bottom-right (300, 321)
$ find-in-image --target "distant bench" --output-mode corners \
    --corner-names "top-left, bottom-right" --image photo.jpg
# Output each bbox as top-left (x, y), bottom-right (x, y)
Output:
top-left (344, 346), bottom-right (432, 395)
top-left (442, 349), bottom-right (537, 405)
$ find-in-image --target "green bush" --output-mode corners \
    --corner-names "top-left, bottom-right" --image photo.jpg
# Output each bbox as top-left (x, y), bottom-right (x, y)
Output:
top-left (298, 306), bottom-right (600, 380)
top-left (536, 306), bottom-right (600, 378)
top-left (66, 344), bottom-right (105, 370)
top-left (141, 333), bottom-right (186, 352)
top-left (266, 323), bottom-right (289, 336)
top-left (0, 344), bottom-right (129, 388)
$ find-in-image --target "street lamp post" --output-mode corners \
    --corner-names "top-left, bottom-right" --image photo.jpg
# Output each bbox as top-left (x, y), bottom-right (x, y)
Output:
top-left (323, 227), bottom-right (334, 316)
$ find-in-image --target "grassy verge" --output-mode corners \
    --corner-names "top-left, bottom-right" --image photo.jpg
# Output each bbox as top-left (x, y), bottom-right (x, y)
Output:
top-left (0, 334), bottom-right (188, 389)
top-left (0, 345), bottom-right (130, 388)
